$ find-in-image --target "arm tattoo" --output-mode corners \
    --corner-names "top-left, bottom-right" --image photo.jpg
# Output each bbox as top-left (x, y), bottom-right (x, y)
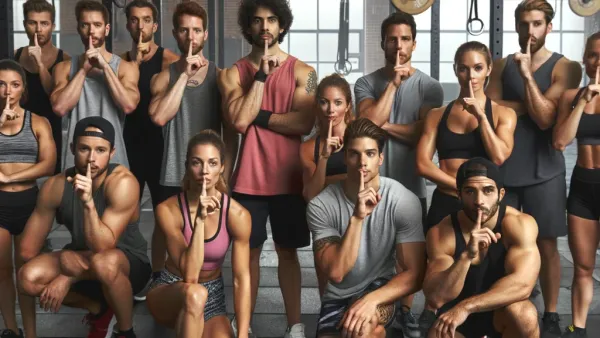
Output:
top-left (376, 304), bottom-right (395, 325)
top-left (312, 236), bottom-right (341, 253)
top-left (305, 70), bottom-right (317, 95)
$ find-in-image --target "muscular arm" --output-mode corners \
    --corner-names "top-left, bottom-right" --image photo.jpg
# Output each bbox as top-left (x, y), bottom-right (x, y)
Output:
top-left (148, 66), bottom-right (187, 127)
top-left (266, 65), bottom-right (316, 135)
top-left (486, 58), bottom-right (526, 114)
top-left (18, 175), bottom-right (63, 261)
top-left (479, 105), bottom-right (517, 166)
top-left (104, 60), bottom-right (140, 114)
top-left (50, 60), bottom-right (86, 117)
top-left (415, 108), bottom-right (457, 190)
top-left (458, 214), bottom-right (541, 314)
top-left (423, 224), bottom-right (472, 308)
top-left (356, 82), bottom-right (398, 126)
top-left (218, 66), bottom-right (264, 134)
top-left (229, 200), bottom-right (252, 336)
top-left (155, 200), bottom-right (189, 276)
top-left (313, 216), bottom-right (365, 284)
top-left (382, 104), bottom-right (435, 146)
top-left (82, 171), bottom-right (140, 252)
top-left (7, 115), bottom-right (56, 182)
top-left (301, 139), bottom-right (327, 201)
top-left (553, 90), bottom-right (581, 151)
top-left (523, 60), bottom-right (582, 130)
top-left (38, 60), bottom-right (54, 95)
top-left (222, 123), bottom-right (239, 184)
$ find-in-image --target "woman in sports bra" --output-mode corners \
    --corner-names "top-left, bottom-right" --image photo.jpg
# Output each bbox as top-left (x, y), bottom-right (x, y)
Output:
top-left (300, 74), bottom-right (352, 297)
top-left (416, 41), bottom-right (517, 234)
top-left (0, 59), bottom-right (56, 338)
top-left (146, 130), bottom-right (251, 338)
top-left (552, 32), bottom-right (600, 338)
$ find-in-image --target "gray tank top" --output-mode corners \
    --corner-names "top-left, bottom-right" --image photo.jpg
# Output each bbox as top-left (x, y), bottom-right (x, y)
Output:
top-left (64, 55), bottom-right (129, 171)
top-left (500, 52), bottom-right (565, 187)
top-left (56, 164), bottom-right (149, 263)
top-left (160, 62), bottom-right (221, 187)
top-left (0, 111), bottom-right (38, 163)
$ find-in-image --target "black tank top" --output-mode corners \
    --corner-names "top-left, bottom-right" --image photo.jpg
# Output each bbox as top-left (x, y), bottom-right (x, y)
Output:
top-left (14, 47), bottom-right (64, 173)
top-left (436, 98), bottom-right (494, 160)
top-left (571, 87), bottom-right (600, 145)
top-left (313, 136), bottom-right (347, 176)
top-left (123, 47), bottom-right (164, 148)
top-left (500, 52), bottom-right (565, 186)
top-left (439, 203), bottom-right (507, 313)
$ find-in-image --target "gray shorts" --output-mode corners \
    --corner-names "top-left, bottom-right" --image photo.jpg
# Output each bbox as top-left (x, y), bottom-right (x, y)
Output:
top-left (149, 269), bottom-right (226, 322)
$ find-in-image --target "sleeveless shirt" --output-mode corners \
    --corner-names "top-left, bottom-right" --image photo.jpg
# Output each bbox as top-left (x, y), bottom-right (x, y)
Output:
top-left (0, 111), bottom-right (39, 163)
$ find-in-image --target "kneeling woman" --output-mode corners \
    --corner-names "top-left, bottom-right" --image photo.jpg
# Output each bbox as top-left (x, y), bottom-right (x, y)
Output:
top-left (147, 130), bottom-right (251, 338)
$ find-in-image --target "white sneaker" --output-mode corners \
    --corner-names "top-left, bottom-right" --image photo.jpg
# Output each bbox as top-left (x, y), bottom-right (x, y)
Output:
top-left (231, 317), bottom-right (256, 338)
top-left (283, 323), bottom-right (306, 338)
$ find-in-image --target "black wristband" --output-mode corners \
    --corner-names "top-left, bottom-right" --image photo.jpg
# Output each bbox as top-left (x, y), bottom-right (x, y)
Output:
top-left (253, 109), bottom-right (272, 128)
top-left (254, 69), bottom-right (267, 83)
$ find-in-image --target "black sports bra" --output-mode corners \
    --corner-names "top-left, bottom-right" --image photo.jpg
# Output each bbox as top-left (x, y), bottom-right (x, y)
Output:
top-left (571, 87), bottom-right (600, 146)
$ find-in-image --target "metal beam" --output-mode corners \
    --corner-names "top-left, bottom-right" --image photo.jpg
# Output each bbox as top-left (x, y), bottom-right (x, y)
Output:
top-left (490, 0), bottom-right (503, 60)
top-left (218, 0), bottom-right (225, 68)
top-left (208, 0), bottom-right (216, 63)
top-left (0, 0), bottom-right (14, 60)
top-left (103, 0), bottom-right (113, 52)
top-left (152, 0), bottom-right (162, 45)
top-left (430, 0), bottom-right (440, 80)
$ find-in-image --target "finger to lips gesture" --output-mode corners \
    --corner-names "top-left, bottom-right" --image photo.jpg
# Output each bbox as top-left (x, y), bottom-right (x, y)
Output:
top-left (185, 40), bottom-right (206, 77)
top-left (321, 120), bottom-right (342, 158)
top-left (462, 80), bottom-right (484, 117)
top-left (85, 35), bottom-right (106, 69)
top-left (29, 33), bottom-right (43, 68)
top-left (67, 163), bottom-right (93, 203)
top-left (0, 95), bottom-right (18, 126)
top-left (198, 178), bottom-right (220, 221)
top-left (514, 35), bottom-right (533, 76)
top-left (353, 169), bottom-right (381, 220)
top-left (466, 209), bottom-right (501, 260)
top-left (584, 66), bottom-right (600, 103)
top-left (261, 39), bottom-right (280, 75)
top-left (135, 31), bottom-right (150, 64)
top-left (392, 50), bottom-right (410, 87)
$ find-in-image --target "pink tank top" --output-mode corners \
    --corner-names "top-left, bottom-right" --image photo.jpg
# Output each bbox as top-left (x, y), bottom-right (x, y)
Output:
top-left (231, 56), bottom-right (303, 195)
top-left (178, 192), bottom-right (231, 271)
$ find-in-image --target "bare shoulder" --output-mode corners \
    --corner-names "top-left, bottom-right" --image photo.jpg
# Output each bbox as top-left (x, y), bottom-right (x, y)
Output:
top-left (30, 113), bottom-right (52, 132)
top-left (119, 59), bottom-right (139, 75)
top-left (39, 173), bottom-right (66, 207)
top-left (227, 196), bottom-right (251, 238)
top-left (54, 59), bottom-right (72, 74)
top-left (492, 57), bottom-right (507, 71)
top-left (118, 51), bottom-right (128, 61)
top-left (426, 216), bottom-right (456, 255)
top-left (62, 51), bottom-right (72, 61)
top-left (556, 57), bottom-right (583, 78)
top-left (105, 166), bottom-right (138, 194)
top-left (501, 206), bottom-right (538, 244)
top-left (425, 106), bottom-right (445, 123)
top-left (295, 59), bottom-right (317, 84)
top-left (163, 48), bottom-right (179, 65)
top-left (218, 65), bottom-right (240, 84)
top-left (492, 100), bottom-right (517, 120)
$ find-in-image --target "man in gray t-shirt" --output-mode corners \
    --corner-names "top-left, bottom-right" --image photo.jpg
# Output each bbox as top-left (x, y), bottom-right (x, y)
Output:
top-left (307, 118), bottom-right (425, 337)
top-left (355, 12), bottom-right (443, 209)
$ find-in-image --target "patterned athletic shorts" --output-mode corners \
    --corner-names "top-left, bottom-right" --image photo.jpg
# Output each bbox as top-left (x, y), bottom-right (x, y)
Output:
top-left (150, 269), bottom-right (227, 322)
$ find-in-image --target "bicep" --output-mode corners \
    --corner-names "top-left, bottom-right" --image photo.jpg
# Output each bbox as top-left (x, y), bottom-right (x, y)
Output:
top-left (495, 108), bottom-right (517, 147)
top-left (101, 177), bottom-right (139, 239)
top-left (291, 68), bottom-right (317, 114)
top-left (395, 242), bottom-right (426, 271)
top-left (34, 116), bottom-right (56, 160)
top-left (416, 111), bottom-right (441, 160)
top-left (149, 72), bottom-right (169, 104)
top-left (545, 62), bottom-right (583, 106)
top-left (485, 59), bottom-right (505, 100)
top-left (556, 91), bottom-right (575, 128)
top-left (51, 63), bottom-right (70, 96)
top-left (156, 203), bottom-right (188, 262)
top-left (229, 203), bottom-right (251, 275)
top-left (313, 236), bottom-right (341, 267)
top-left (357, 98), bottom-right (376, 117)
top-left (120, 64), bottom-right (140, 90)
top-left (300, 142), bottom-right (317, 184)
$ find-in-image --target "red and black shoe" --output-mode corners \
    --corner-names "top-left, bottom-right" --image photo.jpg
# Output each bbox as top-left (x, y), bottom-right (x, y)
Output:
top-left (83, 307), bottom-right (115, 338)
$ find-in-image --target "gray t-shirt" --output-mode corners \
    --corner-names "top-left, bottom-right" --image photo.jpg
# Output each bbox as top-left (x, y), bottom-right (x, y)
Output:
top-left (307, 177), bottom-right (424, 301)
top-left (354, 69), bottom-right (443, 198)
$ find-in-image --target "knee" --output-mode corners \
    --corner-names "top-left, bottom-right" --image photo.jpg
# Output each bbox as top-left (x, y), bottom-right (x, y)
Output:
top-left (90, 251), bottom-right (123, 284)
top-left (574, 262), bottom-right (595, 278)
top-left (369, 325), bottom-right (386, 338)
top-left (537, 238), bottom-right (558, 255)
top-left (183, 283), bottom-right (207, 318)
top-left (17, 262), bottom-right (41, 295)
top-left (275, 246), bottom-right (298, 262)
top-left (504, 301), bottom-right (539, 333)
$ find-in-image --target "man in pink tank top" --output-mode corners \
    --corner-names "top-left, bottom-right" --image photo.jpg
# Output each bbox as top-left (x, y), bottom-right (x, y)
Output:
top-left (218, 1), bottom-right (316, 337)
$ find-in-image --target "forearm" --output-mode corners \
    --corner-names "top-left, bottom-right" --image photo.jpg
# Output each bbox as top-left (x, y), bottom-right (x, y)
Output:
top-left (524, 77), bottom-right (556, 129)
top-left (38, 65), bottom-right (54, 94)
top-left (229, 82), bottom-right (265, 133)
top-left (382, 121), bottom-right (423, 146)
top-left (6, 159), bottom-right (55, 183)
top-left (52, 69), bottom-right (86, 116)
top-left (554, 99), bottom-right (585, 150)
top-left (493, 99), bottom-right (525, 115)
top-left (223, 136), bottom-right (238, 184)
top-left (303, 157), bottom-right (329, 201)
top-left (150, 74), bottom-right (187, 126)
top-left (478, 117), bottom-right (511, 165)
top-left (82, 201), bottom-right (117, 252)
top-left (102, 64), bottom-right (138, 114)
top-left (359, 83), bottom-right (396, 126)
top-left (417, 161), bottom-right (457, 191)
top-left (424, 253), bottom-right (472, 308)
top-left (180, 220), bottom-right (205, 283)
top-left (324, 216), bottom-right (364, 283)
top-left (233, 272), bottom-right (251, 336)
top-left (267, 110), bottom-right (314, 135)
top-left (459, 277), bottom-right (532, 314)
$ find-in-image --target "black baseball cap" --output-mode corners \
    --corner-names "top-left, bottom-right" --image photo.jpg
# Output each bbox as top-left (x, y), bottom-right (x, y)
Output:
top-left (456, 157), bottom-right (503, 190)
top-left (73, 116), bottom-right (115, 148)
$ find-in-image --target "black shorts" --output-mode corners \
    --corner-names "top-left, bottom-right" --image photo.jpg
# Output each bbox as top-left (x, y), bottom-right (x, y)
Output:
top-left (425, 189), bottom-right (461, 233)
top-left (232, 192), bottom-right (310, 249)
top-left (0, 186), bottom-right (38, 236)
top-left (567, 166), bottom-right (600, 220)
top-left (317, 278), bottom-right (395, 335)
top-left (126, 140), bottom-right (174, 209)
top-left (503, 174), bottom-right (567, 238)
top-left (69, 249), bottom-right (151, 304)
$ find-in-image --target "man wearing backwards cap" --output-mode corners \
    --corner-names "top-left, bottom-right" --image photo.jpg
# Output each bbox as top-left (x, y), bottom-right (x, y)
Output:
top-left (423, 157), bottom-right (540, 338)
top-left (17, 117), bottom-right (150, 338)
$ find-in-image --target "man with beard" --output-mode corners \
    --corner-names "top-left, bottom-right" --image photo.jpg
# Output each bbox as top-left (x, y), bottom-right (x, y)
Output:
top-left (50, 0), bottom-right (140, 171)
top-left (149, 2), bottom-right (234, 279)
top-left (15, 0), bottom-right (71, 175)
top-left (17, 117), bottom-right (151, 338)
top-left (354, 11), bottom-right (443, 337)
top-left (486, 1), bottom-right (582, 335)
top-left (218, 0), bottom-right (316, 336)
top-left (119, 0), bottom-right (178, 296)
top-left (424, 157), bottom-right (540, 338)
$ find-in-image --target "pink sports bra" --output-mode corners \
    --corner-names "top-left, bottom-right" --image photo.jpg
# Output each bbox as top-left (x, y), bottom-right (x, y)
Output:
top-left (178, 192), bottom-right (231, 271)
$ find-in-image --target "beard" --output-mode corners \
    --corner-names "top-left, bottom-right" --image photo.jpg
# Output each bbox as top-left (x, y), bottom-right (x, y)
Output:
top-left (84, 34), bottom-right (105, 48)
top-left (385, 49), bottom-right (411, 65)
top-left (252, 33), bottom-right (279, 49)
top-left (178, 39), bottom-right (204, 55)
top-left (464, 199), bottom-right (501, 224)
top-left (520, 34), bottom-right (546, 53)
top-left (33, 33), bottom-right (51, 46)
top-left (133, 31), bottom-right (153, 44)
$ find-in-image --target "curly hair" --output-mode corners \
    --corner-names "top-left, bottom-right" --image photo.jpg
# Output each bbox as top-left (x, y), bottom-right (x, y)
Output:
top-left (238, 0), bottom-right (293, 45)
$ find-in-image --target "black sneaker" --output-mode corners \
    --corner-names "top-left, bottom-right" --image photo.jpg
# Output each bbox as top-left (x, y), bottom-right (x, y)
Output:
top-left (0, 329), bottom-right (23, 338)
top-left (111, 329), bottom-right (136, 338)
top-left (392, 305), bottom-right (421, 338)
top-left (560, 325), bottom-right (587, 338)
top-left (542, 312), bottom-right (562, 338)
top-left (418, 309), bottom-right (437, 336)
